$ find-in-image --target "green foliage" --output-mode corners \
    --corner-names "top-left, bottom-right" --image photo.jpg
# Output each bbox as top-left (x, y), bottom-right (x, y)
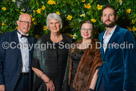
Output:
top-left (0, 0), bottom-right (136, 40)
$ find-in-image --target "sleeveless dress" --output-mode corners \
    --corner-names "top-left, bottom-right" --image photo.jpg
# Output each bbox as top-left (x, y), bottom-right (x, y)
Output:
top-left (70, 48), bottom-right (85, 91)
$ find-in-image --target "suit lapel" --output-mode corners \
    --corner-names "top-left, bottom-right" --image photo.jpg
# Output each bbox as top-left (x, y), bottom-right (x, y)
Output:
top-left (28, 37), bottom-right (33, 65)
top-left (13, 30), bottom-right (22, 61)
top-left (104, 25), bottom-right (120, 55)
top-left (99, 31), bottom-right (105, 60)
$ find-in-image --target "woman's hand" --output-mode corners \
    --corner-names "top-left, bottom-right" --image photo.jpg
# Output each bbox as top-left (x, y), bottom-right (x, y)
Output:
top-left (32, 68), bottom-right (55, 91)
top-left (45, 80), bottom-right (55, 91)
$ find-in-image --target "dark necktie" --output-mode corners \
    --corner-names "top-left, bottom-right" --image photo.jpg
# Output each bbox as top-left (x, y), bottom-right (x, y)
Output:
top-left (17, 31), bottom-right (29, 38)
top-left (21, 35), bottom-right (29, 38)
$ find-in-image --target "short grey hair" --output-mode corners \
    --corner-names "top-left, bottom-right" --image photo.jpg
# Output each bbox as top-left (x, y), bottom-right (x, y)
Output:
top-left (46, 13), bottom-right (63, 29)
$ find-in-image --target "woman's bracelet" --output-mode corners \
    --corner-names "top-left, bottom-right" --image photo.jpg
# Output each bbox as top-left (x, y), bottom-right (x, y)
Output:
top-left (39, 73), bottom-right (44, 78)
top-left (45, 79), bottom-right (51, 83)
top-left (39, 73), bottom-right (51, 83)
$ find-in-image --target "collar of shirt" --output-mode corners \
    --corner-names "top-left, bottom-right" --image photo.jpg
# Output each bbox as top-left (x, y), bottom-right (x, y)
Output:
top-left (103, 25), bottom-right (117, 39)
top-left (17, 30), bottom-right (29, 72)
top-left (17, 30), bottom-right (29, 38)
top-left (17, 31), bottom-right (28, 43)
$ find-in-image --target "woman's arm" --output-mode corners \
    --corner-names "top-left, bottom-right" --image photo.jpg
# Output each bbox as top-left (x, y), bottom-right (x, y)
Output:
top-left (32, 67), bottom-right (50, 82)
top-left (89, 69), bottom-right (98, 90)
top-left (32, 67), bottom-right (55, 91)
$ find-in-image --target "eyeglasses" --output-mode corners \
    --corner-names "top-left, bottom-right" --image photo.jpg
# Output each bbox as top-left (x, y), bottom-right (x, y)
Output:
top-left (19, 20), bottom-right (31, 24)
top-left (81, 28), bottom-right (93, 31)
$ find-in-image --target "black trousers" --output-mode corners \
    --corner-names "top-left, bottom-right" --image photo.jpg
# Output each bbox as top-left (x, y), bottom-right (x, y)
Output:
top-left (98, 78), bottom-right (105, 91)
top-left (15, 73), bottom-right (30, 91)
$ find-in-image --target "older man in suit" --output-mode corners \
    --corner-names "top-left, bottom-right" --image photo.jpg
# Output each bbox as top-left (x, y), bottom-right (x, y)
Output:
top-left (0, 13), bottom-right (35, 91)
top-left (97, 5), bottom-right (136, 91)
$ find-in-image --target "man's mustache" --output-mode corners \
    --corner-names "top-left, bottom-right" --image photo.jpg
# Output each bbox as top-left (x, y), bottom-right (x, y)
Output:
top-left (105, 20), bottom-right (111, 22)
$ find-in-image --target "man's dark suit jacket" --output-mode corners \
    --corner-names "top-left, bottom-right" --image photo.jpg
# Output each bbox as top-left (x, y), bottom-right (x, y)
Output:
top-left (0, 30), bottom-right (35, 91)
top-left (96, 25), bottom-right (136, 91)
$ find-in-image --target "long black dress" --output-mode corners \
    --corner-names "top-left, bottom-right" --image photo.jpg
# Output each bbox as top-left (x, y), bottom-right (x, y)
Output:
top-left (70, 48), bottom-right (85, 91)
top-left (31, 33), bottom-right (72, 91)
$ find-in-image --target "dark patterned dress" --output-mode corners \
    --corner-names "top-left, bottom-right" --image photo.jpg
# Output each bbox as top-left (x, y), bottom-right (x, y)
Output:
top-left (70, 48), bottom-right (85, 91)
top-left (31, 33), bottom-right (72, 91)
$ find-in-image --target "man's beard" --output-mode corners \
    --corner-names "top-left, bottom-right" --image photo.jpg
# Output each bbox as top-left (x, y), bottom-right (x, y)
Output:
top-left (102, 20), bottom-right (116, 28)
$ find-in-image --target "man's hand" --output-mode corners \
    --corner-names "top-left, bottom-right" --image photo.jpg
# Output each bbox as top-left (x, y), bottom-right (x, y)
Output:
top-left (0, 85), bottom-right (5, 91)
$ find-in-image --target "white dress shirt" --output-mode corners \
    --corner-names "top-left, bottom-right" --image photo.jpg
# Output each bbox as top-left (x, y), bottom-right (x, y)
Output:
top-left (17, 30), bottom-right (29, 73)
top-left (103, 25), bottom-right (117, 53)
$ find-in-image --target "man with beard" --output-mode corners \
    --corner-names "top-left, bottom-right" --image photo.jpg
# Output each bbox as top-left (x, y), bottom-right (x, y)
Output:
top-left (0, 13), bottom-right (35, 91)
top-left (96, 5), bottom-right (136, 91)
